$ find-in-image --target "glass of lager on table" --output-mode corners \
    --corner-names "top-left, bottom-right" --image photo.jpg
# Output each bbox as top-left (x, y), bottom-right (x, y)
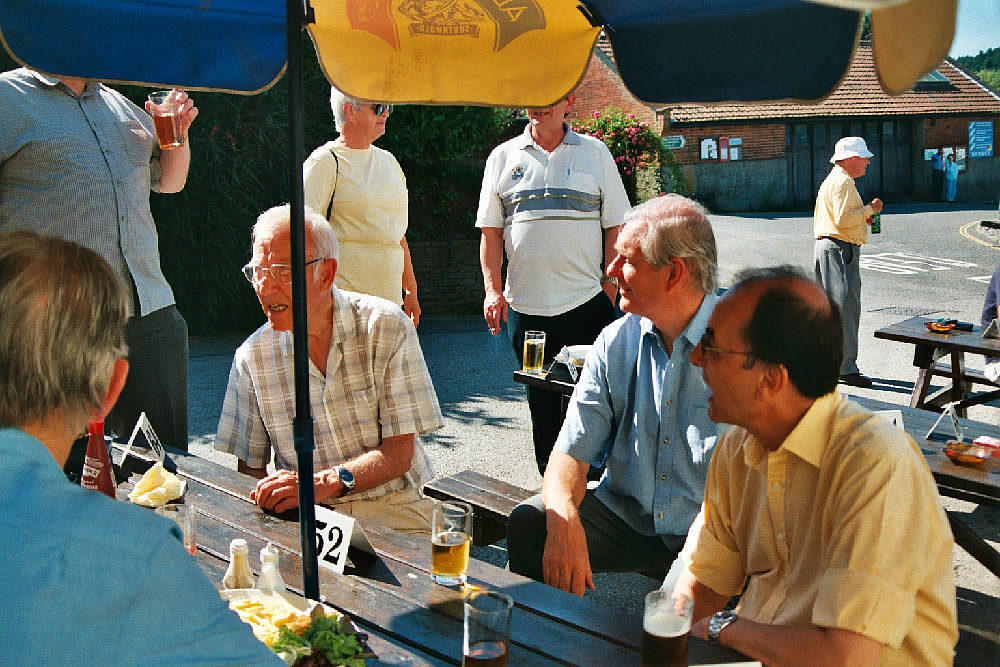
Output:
top-left (642, 588), bottom-right (694, 667)
top-left (463, 590), bottom-right (513, 667)
top-left (431, 501), bottom-right (473, 586)
top-left (522, 330), bottom-right (545, 375)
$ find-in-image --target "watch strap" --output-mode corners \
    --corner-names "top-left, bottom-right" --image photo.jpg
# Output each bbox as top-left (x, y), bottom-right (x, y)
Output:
top-left (708, 610), bottom-right (737, 643)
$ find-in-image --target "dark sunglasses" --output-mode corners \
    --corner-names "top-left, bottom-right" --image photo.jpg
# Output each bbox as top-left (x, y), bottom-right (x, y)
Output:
top-left (370, 103), bottom-right (393, 116)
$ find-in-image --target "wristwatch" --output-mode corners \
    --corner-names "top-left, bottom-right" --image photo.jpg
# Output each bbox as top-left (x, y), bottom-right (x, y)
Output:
top-left (708, 610), bottom-right (738, 643)
top-left (601, 274), bottom-right (619, 288)
top-left (332, 465), bottom-right (355, 496)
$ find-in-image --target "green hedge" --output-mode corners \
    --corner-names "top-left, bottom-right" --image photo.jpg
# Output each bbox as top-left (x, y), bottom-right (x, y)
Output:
top-left (1, 42), bottom-right (513, 334)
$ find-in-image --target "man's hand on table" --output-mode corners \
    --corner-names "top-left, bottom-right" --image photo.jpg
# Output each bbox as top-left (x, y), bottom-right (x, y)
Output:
top-left (251, 469), bottom-right (343, 512)
top-left (542, 508), bottom-right (594, 596)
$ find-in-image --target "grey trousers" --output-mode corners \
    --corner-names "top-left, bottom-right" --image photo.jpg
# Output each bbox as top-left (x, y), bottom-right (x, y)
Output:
top-left (815, 237), bottom-right (861, 376)
top-left (506, 489), bottom-right (684, 583)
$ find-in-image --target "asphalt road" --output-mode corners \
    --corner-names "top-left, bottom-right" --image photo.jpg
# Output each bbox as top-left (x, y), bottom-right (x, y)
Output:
top-left (186, 202), bottom-right (999, 654)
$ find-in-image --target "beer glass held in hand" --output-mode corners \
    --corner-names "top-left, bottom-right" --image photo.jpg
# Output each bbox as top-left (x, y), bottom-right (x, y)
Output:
top-left (641, 588), bottom-right (694, 667)
top-left (147, 90), bottom-right (186, 149)
top-left (463, 590), bottom-right (513, 667)
top-left (431, 501), bottom-right (473, 586)
top-left (522, 330), bottom-right (545, 375)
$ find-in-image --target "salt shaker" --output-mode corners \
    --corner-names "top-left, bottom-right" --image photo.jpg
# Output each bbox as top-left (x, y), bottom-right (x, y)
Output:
top-left (254, 541), bottom-right (287, 593)
top-left (222, 538), bottom-right (255, 589)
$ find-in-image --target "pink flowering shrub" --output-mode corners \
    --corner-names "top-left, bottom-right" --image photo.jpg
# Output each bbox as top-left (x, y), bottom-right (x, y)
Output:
top-left (572, 106), bottom-right (685, 204)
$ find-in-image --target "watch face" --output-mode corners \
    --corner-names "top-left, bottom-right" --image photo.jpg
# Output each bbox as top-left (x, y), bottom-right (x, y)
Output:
top-left (338, 467), bottom-right (355, 485)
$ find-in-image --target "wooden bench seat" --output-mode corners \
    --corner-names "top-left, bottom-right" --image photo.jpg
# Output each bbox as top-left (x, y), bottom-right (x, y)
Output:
top-left (931, 362), bottom-right (1000, 389)
top-left (423, 470), bottom-right (535, 546)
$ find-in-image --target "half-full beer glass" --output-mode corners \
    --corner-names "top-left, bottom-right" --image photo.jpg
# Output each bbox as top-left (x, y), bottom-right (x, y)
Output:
top-left (463, 590), bottom-right (513, 667)
top-left (641, 588), bottom-right (694, 667)
top-left (147, 90), bottom-right (186, 149)
top-left (522, 330), bottom-right (545, 375)
top-left (431, 501), bottom-right (472, 586)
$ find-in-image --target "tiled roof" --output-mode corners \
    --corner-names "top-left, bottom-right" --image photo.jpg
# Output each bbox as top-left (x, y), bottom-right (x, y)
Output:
top-left (665, 44), bottom-right (1000, 124)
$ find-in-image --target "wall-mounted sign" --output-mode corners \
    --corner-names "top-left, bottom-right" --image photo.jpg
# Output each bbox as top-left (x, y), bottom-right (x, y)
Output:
top-left (700, 137), bottom-right (718, 160)
top-left (661, 135), bottom-right (686, 150)
top-left (969, 121), bottom-right (993, 158)
top-left (728, 137), bottom-right (743, 146)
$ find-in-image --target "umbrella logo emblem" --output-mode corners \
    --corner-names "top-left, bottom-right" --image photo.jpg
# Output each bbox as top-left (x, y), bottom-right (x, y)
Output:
top-left (348, 0), bottom-right (546, 52)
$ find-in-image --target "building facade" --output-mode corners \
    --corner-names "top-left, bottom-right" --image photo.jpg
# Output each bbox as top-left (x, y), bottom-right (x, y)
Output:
top-left (570, 40), bottom-right (1000, 212)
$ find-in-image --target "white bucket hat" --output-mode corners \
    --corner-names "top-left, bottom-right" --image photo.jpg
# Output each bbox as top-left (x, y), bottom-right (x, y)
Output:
top-left (830, 136), bottom-right (874, 164)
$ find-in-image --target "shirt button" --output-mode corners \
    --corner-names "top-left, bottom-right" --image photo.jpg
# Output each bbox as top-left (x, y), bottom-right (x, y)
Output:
top-left (777, 533), bottom-right (785, 542)
top-left (663, 437), bottom-right (669, 444)
top-left (660, 474), bottom-right (667, 480)
top-left (772, 482), bottom-right (782, 491)
top-left (666, 400), bottom-right (672, 405)
top-left (658, 512), bottom-right (664, 519)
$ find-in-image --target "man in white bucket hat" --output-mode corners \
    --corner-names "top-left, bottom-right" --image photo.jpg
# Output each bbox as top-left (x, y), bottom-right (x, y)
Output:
top-left (813, 136), bottom-right (883, 389)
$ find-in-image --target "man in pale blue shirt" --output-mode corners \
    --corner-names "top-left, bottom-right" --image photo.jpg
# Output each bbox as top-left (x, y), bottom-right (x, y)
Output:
top-left (507, 195), bottom-right (722, 596)
top-left (0, 230), bottom-right (280, 665)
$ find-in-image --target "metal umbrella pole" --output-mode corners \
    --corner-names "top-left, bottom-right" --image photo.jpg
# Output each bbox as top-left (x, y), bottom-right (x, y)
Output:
top-left (286, 0), bottom-right (320, 602)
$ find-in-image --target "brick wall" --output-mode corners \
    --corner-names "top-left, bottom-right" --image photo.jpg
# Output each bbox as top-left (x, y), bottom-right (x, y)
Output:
top-left (409, 239), bottom-right (484, 315)
top-left (923, 116), bottom-right (994, 148)
top-left (568, 55), bottom-right (657, 125)
top-left (666, 123), bottom-right (786, 164)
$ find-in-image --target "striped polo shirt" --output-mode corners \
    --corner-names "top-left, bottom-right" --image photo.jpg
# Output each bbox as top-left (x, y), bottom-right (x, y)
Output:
top-left (476, 124), bottom-right (629, 317)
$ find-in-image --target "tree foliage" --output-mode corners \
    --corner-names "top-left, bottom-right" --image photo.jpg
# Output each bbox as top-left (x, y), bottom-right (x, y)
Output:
top-left (571, 106), bottom-right (685, 205)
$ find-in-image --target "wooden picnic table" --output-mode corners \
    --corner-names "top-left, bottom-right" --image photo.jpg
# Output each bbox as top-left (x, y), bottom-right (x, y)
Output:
top-left (514, 366), bottom-right (1000, 578)
top-left (873, 316), bottom-right (1000, 416)
top-left (112, 441), bottom-right (750, 666)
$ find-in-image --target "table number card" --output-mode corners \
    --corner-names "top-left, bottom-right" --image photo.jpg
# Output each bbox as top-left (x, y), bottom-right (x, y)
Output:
top-left (313, 505), bottom-right (373, 574)
top-left (120, 411), bottom-right (165, 465)
top-left (926, 402), bottom-right (964, 442)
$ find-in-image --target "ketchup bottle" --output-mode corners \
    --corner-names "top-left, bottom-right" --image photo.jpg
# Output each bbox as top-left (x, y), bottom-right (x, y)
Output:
top-left (80, 419), bottom-right (116, 498)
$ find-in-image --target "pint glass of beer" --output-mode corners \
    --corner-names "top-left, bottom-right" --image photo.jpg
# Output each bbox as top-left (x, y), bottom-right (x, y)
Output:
top-left (463, 590), bottom-right (513, 667)
top-left (431, 501), bottom-right (473, 586)
top-left (641, 588), bottom-right (694, 667)
top-left (522, 330), bottom-right (545, 375)
top-left (147, 90), bottom-right (186, 149)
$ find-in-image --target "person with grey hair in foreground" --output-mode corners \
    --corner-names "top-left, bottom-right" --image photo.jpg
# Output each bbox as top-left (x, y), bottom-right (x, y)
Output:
top-left (302, 86), bottom-right (421, 326)
top-left (506, 194), bottom-right (723, 595)
top-left (214, 205), bottom-right (444, 535)
top-left (0, 230), bottom-right (280, 664)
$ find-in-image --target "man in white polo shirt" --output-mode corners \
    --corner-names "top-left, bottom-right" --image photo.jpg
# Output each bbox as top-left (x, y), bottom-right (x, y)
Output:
top-left (477, 93), bottom-right (629, 474)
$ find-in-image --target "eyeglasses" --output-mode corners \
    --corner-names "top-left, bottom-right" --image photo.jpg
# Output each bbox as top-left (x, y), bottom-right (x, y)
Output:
top-left (242, 258), bottom-right (322, 286)
top-left (697, 332), bottom-right (754, 360)
top-left (370, 103), bottom-right (392, 116)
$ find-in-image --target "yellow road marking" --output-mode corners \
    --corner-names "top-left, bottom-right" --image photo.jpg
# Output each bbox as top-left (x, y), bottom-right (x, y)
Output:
top-left (960, 220), bottom-right (1000, 249)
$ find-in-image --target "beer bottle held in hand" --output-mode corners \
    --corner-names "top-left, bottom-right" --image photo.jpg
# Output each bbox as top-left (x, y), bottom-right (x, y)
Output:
top-left (870, 212), bottom-right (881, 234)
top-left (80, 419), bottom-right (116, 498)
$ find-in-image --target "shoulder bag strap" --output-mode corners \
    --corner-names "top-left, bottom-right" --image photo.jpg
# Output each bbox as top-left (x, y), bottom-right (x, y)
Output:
top-left (325, 149), bottom-right (340, 221)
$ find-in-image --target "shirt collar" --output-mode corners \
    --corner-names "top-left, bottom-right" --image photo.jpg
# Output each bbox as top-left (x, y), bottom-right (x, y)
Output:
top-left (637, 291), bottom-right (718, 355)
top-left (742, 391), bottom-right (842, 469)
top-left (516, 122), bottom-right (580, 150)
top-left (25, 68), bottom-right (100, 97)
top-left (276, 286), bottom-right (357, 359)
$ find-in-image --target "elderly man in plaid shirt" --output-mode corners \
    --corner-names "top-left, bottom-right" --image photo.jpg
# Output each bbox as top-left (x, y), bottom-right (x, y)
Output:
top-left (215, 204), bottom-right (444, 535)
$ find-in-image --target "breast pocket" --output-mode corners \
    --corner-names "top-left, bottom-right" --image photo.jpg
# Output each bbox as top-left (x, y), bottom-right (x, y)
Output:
top-left (119, 119), bottom-right (154, 167)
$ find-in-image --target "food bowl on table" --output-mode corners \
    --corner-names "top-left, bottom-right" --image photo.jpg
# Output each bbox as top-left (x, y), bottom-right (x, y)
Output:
top-left (943, 441), bottom-right (992, 465)
top-left (566, 345), bottom-right (592, 367)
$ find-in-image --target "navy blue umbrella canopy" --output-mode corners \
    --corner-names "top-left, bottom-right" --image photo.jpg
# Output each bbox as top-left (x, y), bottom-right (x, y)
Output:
top-left (0, 0), bottom-right (956, 602)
